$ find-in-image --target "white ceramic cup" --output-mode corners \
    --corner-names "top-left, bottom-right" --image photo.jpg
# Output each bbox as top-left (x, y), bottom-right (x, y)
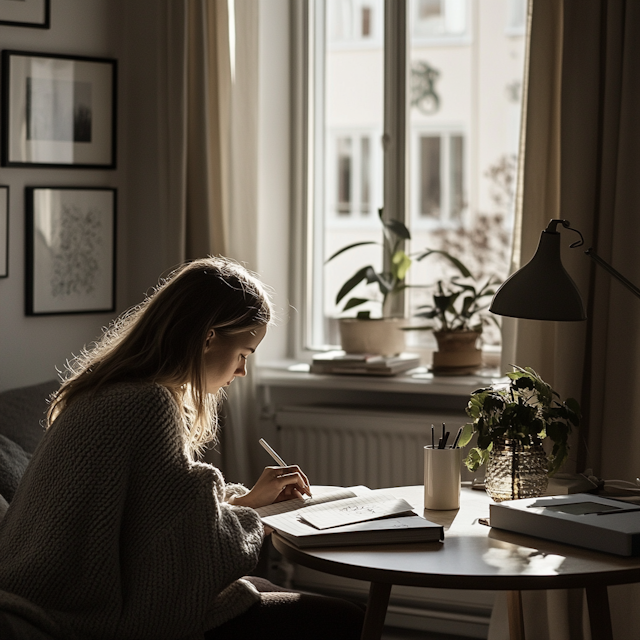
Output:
top-left (424, 445), bottom-right (462, 510)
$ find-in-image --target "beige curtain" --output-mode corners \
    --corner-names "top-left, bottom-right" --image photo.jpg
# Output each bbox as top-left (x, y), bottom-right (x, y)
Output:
top-left (495, 1), bottom-right (640, 638)
top-left (123, 0), bottom-right (261, 485)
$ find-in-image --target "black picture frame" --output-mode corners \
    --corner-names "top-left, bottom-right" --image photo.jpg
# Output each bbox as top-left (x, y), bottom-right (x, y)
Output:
top-left (2, 51), bottom-right (117, 168)
top-left (26, 187), bottom-right (117, 315)
top-left (0, 185), bottom-right (7, 278)
top-left (0, 0), bottom-right (50, 29)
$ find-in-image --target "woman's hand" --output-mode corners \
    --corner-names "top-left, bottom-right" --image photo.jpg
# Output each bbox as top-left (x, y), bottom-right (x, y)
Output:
top-left (229, 465), bottom-right (312, 509)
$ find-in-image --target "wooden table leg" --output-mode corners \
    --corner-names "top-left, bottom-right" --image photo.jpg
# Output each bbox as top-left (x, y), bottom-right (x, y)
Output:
top-left (507, 591), bottom-right (525, 640)
top-left (585, 585), bottom-right (613, 640)
top-left (360, 582), bottom-right (392, 640)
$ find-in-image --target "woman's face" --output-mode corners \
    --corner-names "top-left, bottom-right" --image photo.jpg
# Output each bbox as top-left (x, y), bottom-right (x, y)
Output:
top-left (203, 325), bottom-right (267, 394)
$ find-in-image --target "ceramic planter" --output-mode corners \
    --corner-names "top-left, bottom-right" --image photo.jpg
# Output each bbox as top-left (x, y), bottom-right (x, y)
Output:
top-left (431, 330), bottom-right (482, 374)
top-left (338, 318), bottom-right (406, 356)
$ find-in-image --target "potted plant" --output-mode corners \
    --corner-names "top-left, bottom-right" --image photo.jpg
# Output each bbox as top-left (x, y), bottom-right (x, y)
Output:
top-left (327, 208), bottom-right (468, 356)
top-left (457, 366), bottom-right (581, 501)
top-left (409, 273), bottom-right (500, 374)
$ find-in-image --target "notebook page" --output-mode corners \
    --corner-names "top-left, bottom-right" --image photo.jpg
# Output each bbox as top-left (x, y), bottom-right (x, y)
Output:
top-left (255, 487), bottom-right (357, 518)
top-left (299, 494), bottom-right (414, 530)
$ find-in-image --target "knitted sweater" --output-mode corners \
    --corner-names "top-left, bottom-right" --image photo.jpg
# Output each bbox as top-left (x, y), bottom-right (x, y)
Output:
top-left (0, 383), bottom-right (264, 640)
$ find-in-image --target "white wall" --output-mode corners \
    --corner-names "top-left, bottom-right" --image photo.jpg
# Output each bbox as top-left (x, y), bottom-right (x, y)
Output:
top-left (0, 0), bottom-right (127, 391)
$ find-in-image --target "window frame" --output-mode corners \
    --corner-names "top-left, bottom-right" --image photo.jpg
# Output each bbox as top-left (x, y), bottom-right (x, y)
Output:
top-left (290, 0), bottom-right (409, 357)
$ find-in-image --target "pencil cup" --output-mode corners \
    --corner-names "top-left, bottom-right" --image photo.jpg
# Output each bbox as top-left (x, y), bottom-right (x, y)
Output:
top-left (424, 446), bottom-right (462, 510)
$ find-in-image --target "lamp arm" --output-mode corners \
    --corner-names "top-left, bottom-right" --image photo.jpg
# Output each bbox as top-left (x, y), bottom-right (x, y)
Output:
top-left (585, 248), bottom-right (640, 300)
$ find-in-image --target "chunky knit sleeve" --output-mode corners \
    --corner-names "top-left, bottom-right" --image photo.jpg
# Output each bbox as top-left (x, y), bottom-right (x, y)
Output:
top-left (0, 383), bottom-right (264, 640)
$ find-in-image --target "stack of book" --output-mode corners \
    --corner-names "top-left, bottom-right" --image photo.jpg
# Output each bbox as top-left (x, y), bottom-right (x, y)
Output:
top-left (256, 486), bottom-right (444, 548)
top-left (310, 351), bottom-right (421, 376)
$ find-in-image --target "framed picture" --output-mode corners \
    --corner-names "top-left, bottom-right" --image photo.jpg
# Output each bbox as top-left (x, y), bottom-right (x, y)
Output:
top-left (26, 187), bottom-right (116, 315)
top-left (0, 186), bottom-right (7, 278)
top-left (0, 0), bottom-right (49, 28)
top-left (2, 51), bottom-right (117, 168)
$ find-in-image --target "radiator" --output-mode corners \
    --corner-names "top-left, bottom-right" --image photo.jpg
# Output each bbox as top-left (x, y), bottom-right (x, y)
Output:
top-left (273, 405), bottom-right (470, 489)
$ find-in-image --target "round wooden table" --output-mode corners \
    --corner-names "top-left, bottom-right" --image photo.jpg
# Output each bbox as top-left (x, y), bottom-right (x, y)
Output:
top-left (271, 485), bottom-right (640, 640)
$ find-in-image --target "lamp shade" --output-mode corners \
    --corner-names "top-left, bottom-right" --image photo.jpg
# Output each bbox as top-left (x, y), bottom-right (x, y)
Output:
top-left (490, 229), bottom-right (586, 321)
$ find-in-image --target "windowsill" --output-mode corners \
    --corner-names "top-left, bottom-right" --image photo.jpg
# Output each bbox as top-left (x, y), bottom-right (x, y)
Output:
top-left (256, 361), bottom-right (504, 397)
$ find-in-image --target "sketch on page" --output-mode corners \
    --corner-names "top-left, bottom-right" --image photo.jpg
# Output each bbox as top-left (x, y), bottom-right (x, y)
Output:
top-left (298, 494), bottom-right (414, 530)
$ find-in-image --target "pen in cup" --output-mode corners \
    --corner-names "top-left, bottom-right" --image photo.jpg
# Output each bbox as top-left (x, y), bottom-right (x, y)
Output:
top-left (259, 438), bottom-right (312, 497)
top-left (450, 427), bottom-right (463, 449)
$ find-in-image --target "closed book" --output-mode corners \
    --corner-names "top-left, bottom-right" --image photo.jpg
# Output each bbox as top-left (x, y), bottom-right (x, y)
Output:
top-left (310, 352), bottom-right (420, 376)
top-left (490, 493), bottom-right (640, 556)
top-left (275, 514), bottom-right (443, 548)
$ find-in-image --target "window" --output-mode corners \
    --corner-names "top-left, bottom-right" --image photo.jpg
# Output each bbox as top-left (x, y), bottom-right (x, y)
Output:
top-left (414, 131), bottom-right (466, 223)
top-left (295, 0), bottom-right (527, 352)
top-left (412, 0), bottom-right (468, 40)
top-left (331, 132), bottom-right (378, 216)
top-left (328, 0), bottom-right (383, 46)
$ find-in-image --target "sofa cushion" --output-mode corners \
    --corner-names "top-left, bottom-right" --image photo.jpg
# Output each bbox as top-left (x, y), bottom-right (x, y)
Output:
top-left (0, 380), bottom-right (58, 454)
top-left (0, 435), bottom-right (31, 503)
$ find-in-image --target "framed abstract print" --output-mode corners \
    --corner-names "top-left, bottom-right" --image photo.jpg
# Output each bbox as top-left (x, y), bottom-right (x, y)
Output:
top-left (26, 187), bottom-right (116, 315)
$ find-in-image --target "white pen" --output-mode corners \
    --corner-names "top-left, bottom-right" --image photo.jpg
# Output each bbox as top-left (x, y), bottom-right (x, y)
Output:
top-left (259, 437), bottom-right (287, 466)
top-left (258, 438), bottom-right (312, 497)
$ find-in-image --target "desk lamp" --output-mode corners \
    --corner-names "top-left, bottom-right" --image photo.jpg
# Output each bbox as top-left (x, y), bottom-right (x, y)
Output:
top-left (489, 219), bottom-right (640, 320)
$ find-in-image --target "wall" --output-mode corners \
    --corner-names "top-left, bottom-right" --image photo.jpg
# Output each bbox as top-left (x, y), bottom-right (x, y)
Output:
top-left (0, 0), bottom-right (127, 391)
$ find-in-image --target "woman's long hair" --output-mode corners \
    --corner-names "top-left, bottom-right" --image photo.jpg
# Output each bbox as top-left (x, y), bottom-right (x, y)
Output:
top-left (48, 256), bottom-right (272, 458)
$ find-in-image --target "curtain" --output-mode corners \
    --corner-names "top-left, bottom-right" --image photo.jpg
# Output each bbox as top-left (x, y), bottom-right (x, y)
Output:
top-left (123, 0), bottom-right (261, 485)
top-left (495, 1), bottom-right (640, 638)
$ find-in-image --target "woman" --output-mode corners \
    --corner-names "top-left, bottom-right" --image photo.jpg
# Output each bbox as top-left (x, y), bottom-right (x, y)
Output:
top-left (0, 257), bottom-right (363, 640)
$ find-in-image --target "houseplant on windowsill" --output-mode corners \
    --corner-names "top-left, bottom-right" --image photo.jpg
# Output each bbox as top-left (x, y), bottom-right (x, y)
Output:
top-left (457, 366), bottom-right (581, 502)
top-left (327, 208), bottom-right (469, 356)
top-left (407, 272), bottom-right (500, 374)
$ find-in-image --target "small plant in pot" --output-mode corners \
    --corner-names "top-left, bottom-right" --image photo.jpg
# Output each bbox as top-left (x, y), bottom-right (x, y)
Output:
top-left (327, 208), bottom-right (468, 356)
top-left (407, 268), bottom-right (500, 375)
top-left (457, 366), bottom-right (581, 502)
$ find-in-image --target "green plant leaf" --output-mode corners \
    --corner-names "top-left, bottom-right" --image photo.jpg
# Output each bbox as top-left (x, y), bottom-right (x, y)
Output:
top-left (384, 219), bottom-right (412, 240)
top-left (335, 266), bottom-right (373, 304)
top-left (414, 249), bottom-right (472, 277)
top-left (391, 250), bottom-right (412, 281)
top-left (457, 422), bottom-right (475, 448)
top-left (343, 297), bottom-right (370, 311)
top-left (326, 241), bottom-right (379, 263)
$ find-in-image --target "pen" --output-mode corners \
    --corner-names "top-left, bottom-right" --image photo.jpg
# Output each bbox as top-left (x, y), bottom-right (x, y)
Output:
top-left (259, 438), bottom-right (312, 497)
top-left (431, 424), bottom-right (435, 449)
top-left (450, 427), bottom-right (463, 449)
top-left (442, 422), bottom-right (446, 443)
top-left (439, 431), bottom-right (449, 449)
top-left (259, 438), bottom-right (287, 466)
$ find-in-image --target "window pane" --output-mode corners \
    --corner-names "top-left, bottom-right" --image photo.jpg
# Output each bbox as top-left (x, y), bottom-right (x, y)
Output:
top-left (360, 136), bottom-right (371, 214)
top-left (420, 136), bottom-right (441, 218)
top-left (407, 0), bottom-right (527, 350)
top-left (320, 0), bottom-right (384, 345)
top-left (450, 134), bottom-right (464, 220)
top-left (336, 136), bottom-right (352, 215)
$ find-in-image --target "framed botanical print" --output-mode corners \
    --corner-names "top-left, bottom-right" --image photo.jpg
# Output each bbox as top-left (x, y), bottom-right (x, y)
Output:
top-left (26, 187), bottom-right (117, 315)
top-left (0, 0), bottom-right (49, 28)
top-left (2, 51), bottom-right (117, 168)
top-left (0, 186), bottom-right (7, 278)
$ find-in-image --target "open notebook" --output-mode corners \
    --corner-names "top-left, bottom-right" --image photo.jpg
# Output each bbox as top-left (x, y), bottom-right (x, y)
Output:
top-left (255, 486), bottom-right (444, 548)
